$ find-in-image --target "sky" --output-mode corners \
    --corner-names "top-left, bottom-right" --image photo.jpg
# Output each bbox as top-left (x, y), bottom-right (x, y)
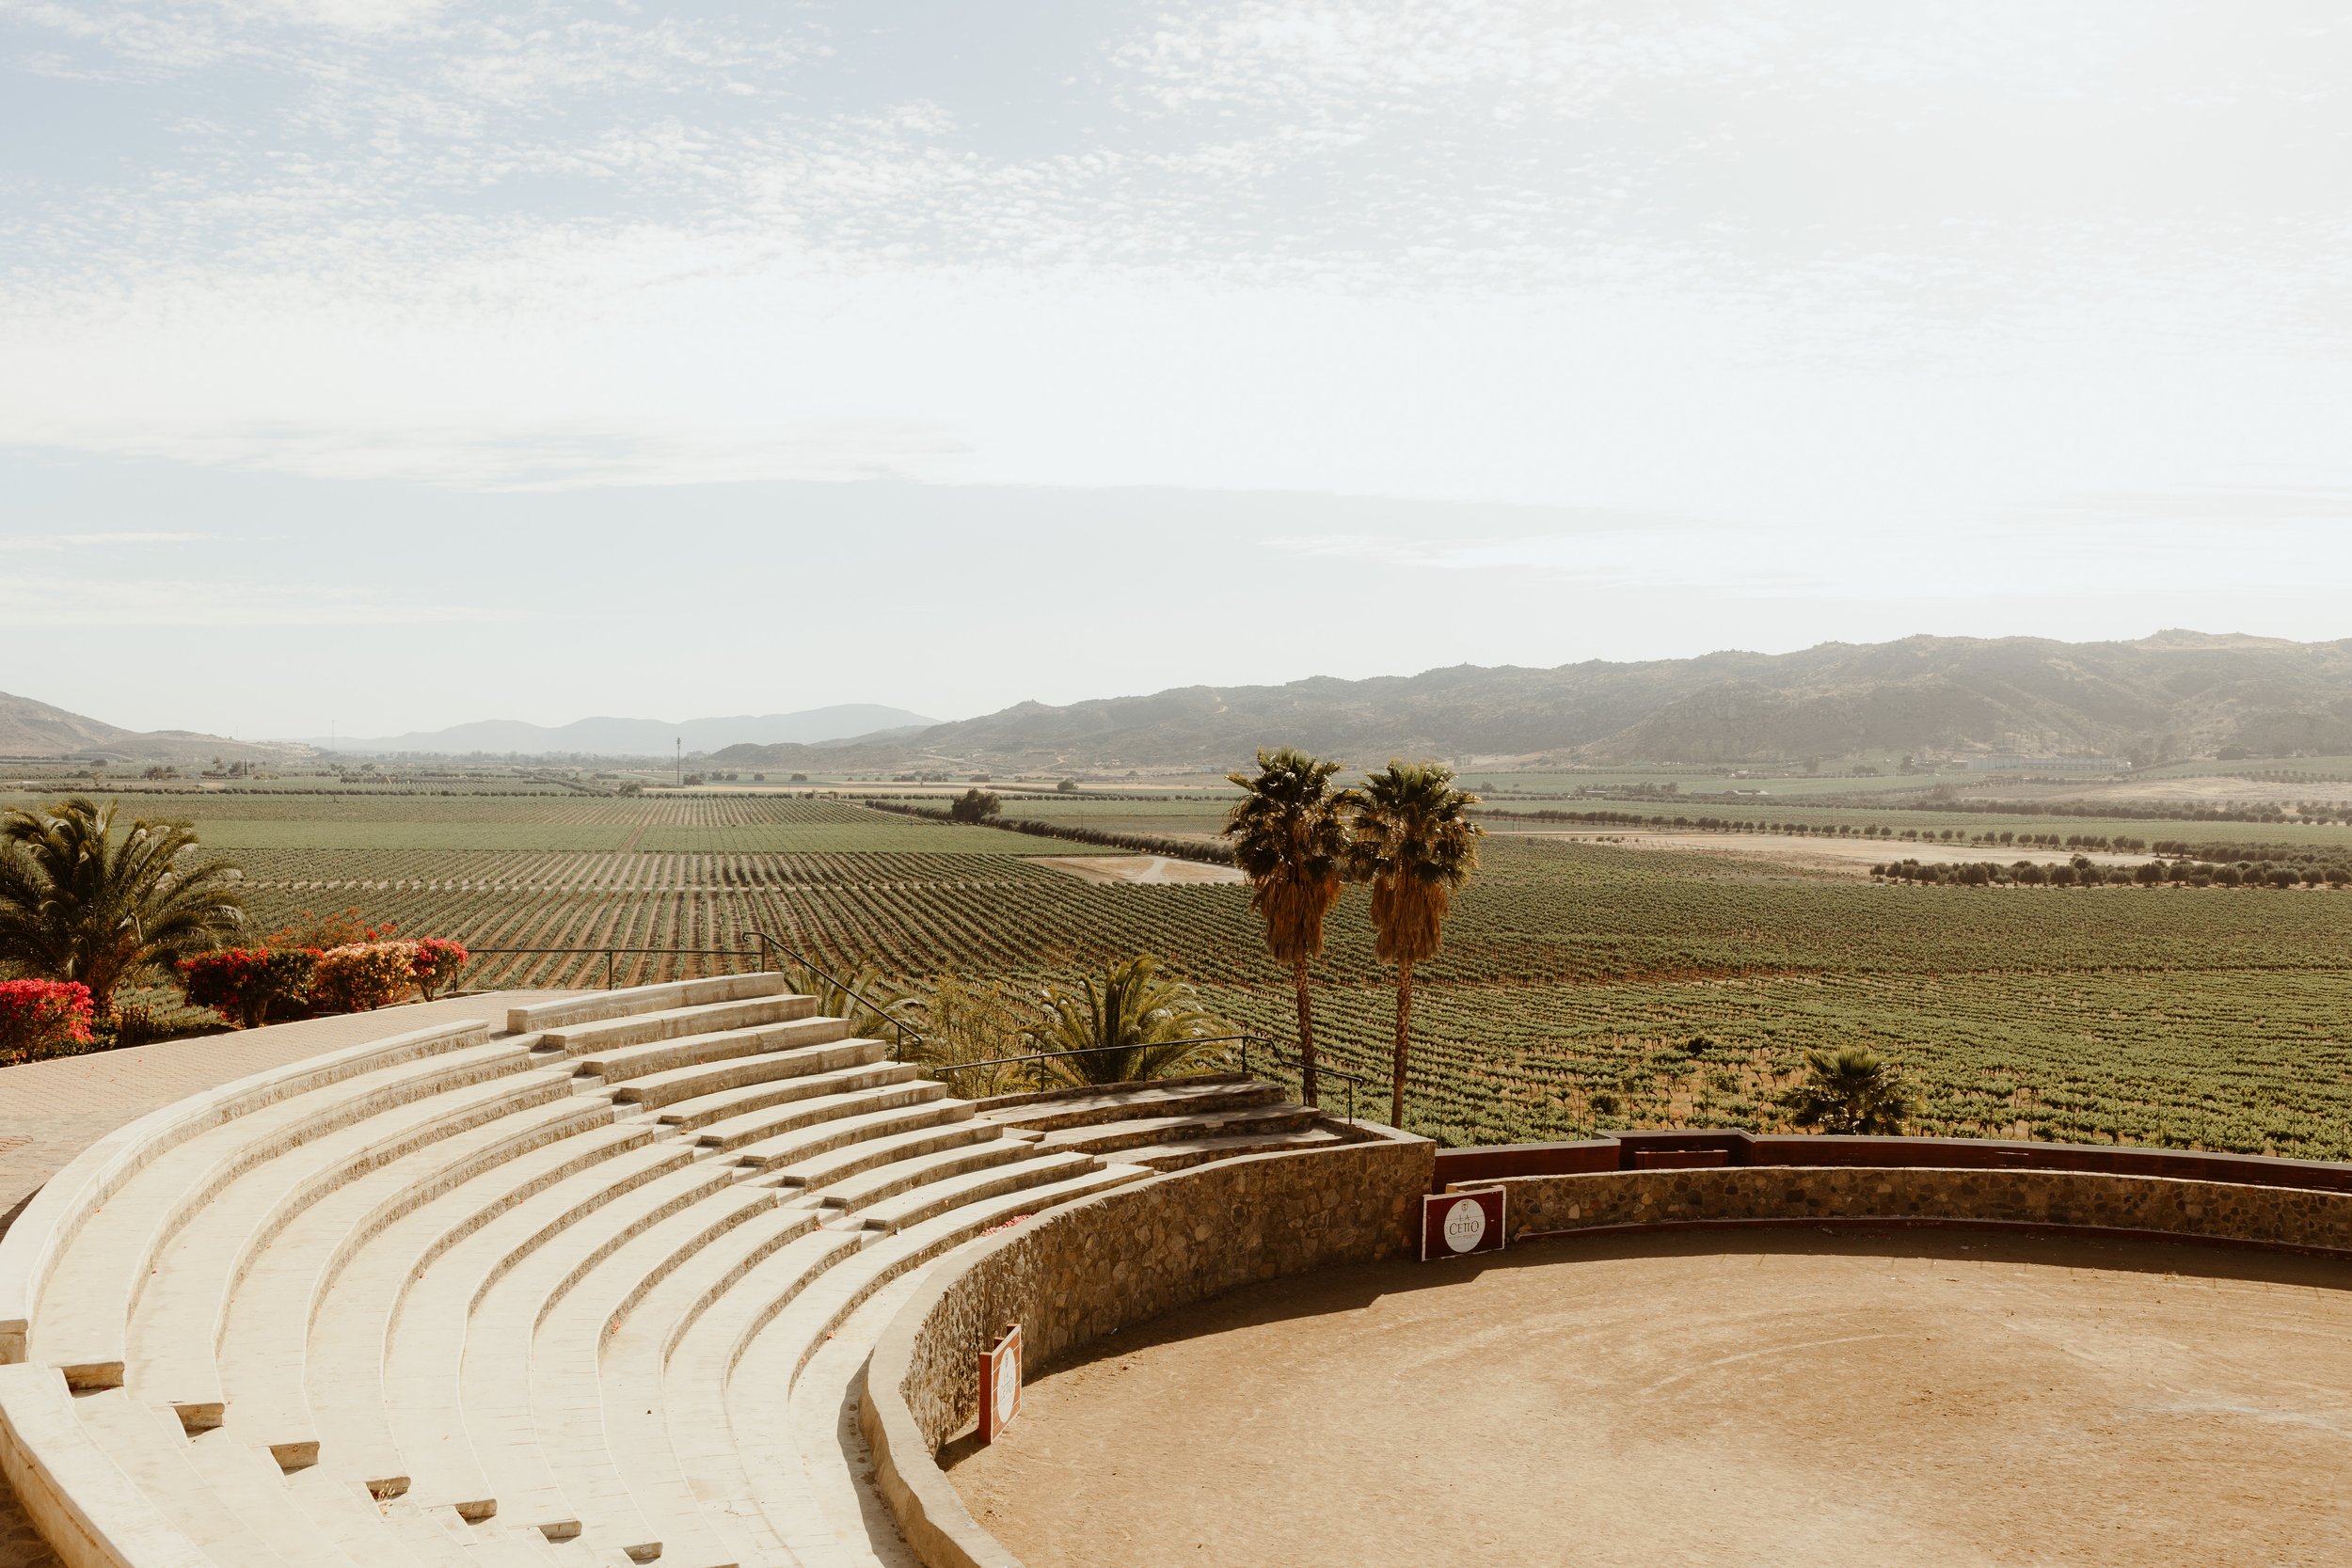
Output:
top-left (3, 1), bottom-right (2349, 738)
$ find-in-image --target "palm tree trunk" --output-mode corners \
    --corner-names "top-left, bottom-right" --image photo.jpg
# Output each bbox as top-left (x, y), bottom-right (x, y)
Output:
top-left (1391, 957), bottom-right (1413, 1130)
top-left (1292, 953), bottom-right (1318, 1108)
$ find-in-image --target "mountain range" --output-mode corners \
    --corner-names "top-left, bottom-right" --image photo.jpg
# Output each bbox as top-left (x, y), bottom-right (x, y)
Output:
top-left (709, 632), bottom-right (2352, 771)
top-left (0, 690), bottom-right (278, 765)
top-left (310, 705), bottom-right (937, 758)
top-left (13, 631), bottom-right (2352, 772)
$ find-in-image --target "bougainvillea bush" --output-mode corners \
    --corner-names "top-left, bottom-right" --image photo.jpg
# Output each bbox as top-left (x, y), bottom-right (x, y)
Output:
top-left (410, 937), bottom-right (469, 1001)
top-left (179, 947), bottom-right (321, 1030)
top-left (0, 978), bottom-right (97, 1065)
top-left (311, 941), bottom-right (420, 1015)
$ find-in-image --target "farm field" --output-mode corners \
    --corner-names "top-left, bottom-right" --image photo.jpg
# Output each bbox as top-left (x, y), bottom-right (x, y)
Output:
top-left (12, 787), bottom-right (2352, 1159)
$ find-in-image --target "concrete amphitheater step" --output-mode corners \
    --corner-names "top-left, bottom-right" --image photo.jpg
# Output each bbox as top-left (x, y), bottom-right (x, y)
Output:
top-left (572, 1015), bottom-right (855, 1088)
top-left (212, 1098), bottom-right (628, 1464)
top-left (307, 1132), bottom-right (688, 1499)
top-left (720, 1163), bottom-right (1152, 1567)
top-left (29, 1027), bottom-right (530, 1388)
top-left (604, 1034), bottom-right (885, 1111)
top-left (1, 971), bottom-right (1339, 1568)
top-left (535, 995), bottom-right (820, 1063)
top-left (127, 1067), bottom-right (586, 1419)
top-left (505, 976), bottom-right (793, 1038)
top-left (1123, 1125), bottom-right (1349, 1171)
top-left (412, 1160), bottom-right (762, 1522)
top-left (692, 1081), bottom-right (956, 1156)
top-left (762, 1118), bottom-right (1018, 1196)
top-left (726, 1098), bottom-right (976, 1174)
top-left (641, 1056), bottom-right (918, 1134)
top-left (972, 1075), bottom-right (1283, 1133)
top-left (1028, 1101), bottom-right (1320, 1157)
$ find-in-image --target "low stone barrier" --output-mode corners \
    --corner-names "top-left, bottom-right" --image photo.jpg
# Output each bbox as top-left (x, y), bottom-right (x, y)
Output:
top-left (1473, 1164), bottom-right (2352, 1256)
top-left (862, 1127), bottom-right (1433, 1568)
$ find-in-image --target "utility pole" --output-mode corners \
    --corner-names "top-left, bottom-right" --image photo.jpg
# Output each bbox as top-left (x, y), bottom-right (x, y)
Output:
top-left (675, 737), bottom-right (681, 787)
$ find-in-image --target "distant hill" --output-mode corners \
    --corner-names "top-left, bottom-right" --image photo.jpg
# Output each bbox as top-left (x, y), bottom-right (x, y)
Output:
top-left (318, 705), bottom-right (937, 758)
top-left (711, 631), bottom-right (2352, 772)
top-left (0, 690), bottom-right (272, 764)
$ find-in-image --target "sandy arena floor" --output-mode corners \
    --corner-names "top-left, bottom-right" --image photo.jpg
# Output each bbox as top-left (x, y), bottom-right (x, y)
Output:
top-left (946, 1229), bottom-right (2352, 1567)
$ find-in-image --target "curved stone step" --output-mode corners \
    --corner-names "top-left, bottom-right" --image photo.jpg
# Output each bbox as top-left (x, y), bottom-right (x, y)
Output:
top-left (216, 1100), bottom-right (627, 1465)
top-left (507, 976), bottom-right (791, 1037)
top-left (973, 1077), bottom-right (1280, 1133)
top-left (31, 1033), bottom-right (531, 1388)
top-left (538, 997), bottom-right (818, 1062)
top-left (691, 1082), bottom-right (952, 1156)
top-left (131, 1070), bottom-right (580, 1420)
top-left (307, 1135), bottom-right (686, 1499)
top-left (644, 1060), bottom-right (919, 1134)
top-left (606, 1037), bottom-right (886, 1112)
top-left (576, 1017), bottom-right (855, 1088)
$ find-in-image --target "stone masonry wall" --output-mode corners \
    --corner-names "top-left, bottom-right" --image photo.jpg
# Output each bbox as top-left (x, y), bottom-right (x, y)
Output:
top-left (1484, 1164), bottom-right (2352, 1252)
top-left (864, 1130), bottom-right (1433, 1568)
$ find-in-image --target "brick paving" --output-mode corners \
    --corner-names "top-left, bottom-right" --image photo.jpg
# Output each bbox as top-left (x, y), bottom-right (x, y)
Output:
top-left (0, 991), bottom-right (577, 1568)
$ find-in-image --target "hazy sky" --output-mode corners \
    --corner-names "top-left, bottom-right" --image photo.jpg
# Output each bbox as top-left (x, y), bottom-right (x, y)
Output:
top-left (4, 2), bottom-right (2349, 737)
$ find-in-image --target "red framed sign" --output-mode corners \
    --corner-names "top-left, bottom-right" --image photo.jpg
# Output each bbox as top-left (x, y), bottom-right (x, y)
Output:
top-left (1421, 1187), bottom-right (1506, 1260)
top-left (977, 1323), bottom-right (1023, 1443)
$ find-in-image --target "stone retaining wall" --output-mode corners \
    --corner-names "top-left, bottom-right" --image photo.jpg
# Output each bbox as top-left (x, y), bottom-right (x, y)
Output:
top-left (862, 1127), bottom-right (1433, 1568)
top-left (1479, 1164), bottom-right (2352, 1253)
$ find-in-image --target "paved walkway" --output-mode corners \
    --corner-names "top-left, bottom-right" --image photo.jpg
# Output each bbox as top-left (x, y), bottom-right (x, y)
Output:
top-left (0, 991), bottom-right (577, 1568)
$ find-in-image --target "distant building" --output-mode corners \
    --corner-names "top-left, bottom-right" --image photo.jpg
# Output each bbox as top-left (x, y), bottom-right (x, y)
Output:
top-left (1965, 755), bottom-right (2129, 772)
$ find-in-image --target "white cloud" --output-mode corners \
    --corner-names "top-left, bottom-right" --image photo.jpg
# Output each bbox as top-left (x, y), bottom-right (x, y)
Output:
top-left (0, 572), bottom-right (495, 626)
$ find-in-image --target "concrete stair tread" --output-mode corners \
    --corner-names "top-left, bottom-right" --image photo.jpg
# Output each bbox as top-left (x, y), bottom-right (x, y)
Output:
top-left (70, 1387), bottom-right (305, 1568)
top-left (215, 1100), bottom-right (621, 1457)
top-left (305, 1136), bottom-right (683, 1497)
top-left (691, 1081), bottom-right (952, 1154)
top-left (722, 1164), bottom-right (1152, 1565)
top-left (644, 1059), bottom-right (919, 1132)
top-left (972, 1076), bottom-right (1280, 1132)
top-left (507, 975), bottom-right (791, 1037)
top-left (539, 996), bottom-right (818, 1061)
top-left (389, 1161), bottom-right (749, 1513)
top-left (850, 1152), bottom-right (1108, 1236)
top-left (1029, 1101), bottom-right (1317, 1156)
top-left (515, 1190), bottom-right (787, 1559)
top-left (31, 1033), bottom-right (531, 1380)
top-left (130, 1070), bottom-right (583, 1411)
top-left (575, 1015), bottom-right (854, 1087)
top-left (802, 1135), bottom-right (1032, 1213)
top-left (726, 1099), bottom-right (975, 1172)
top-left (1125, 1126), bottom-right (1348, 1170)
top-left (608, 1037), bottom-right (888, 1110)
top-left (764, 1119), bottom-right (1012, 1196)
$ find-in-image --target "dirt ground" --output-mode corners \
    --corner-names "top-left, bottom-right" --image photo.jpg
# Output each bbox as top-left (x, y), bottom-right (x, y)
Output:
top-left (947, 1229), bottom-right (2352, 1568)
top-left (1034, 854), bottom-right (1244, 885)
top-left (1491, 829), bottom-right (2151, 876)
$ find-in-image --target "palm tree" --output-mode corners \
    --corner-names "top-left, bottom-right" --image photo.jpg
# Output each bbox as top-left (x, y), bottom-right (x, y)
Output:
top-left (1348, 762), bottom-right (1483, 1129)
top-left (0, 797), bottom-right (246, 1017)
top-left (1024, 954), bottom-right (1230, 1088)
top-left (1781, 1046), bottom-right (1919, 1135)
top-left (1223, 748), bottom-right (1356, 1106)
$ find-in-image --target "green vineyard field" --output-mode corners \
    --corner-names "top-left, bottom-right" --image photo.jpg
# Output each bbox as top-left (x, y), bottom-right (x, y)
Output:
top-left (15, 789), bottom-right (2352, 1158)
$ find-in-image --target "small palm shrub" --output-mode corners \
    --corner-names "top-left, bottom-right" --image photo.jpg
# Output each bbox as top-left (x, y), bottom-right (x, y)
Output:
top-left (1025, 954), bottom-right (1230, 1087)
top-left (1781, 1046), bottom-right (1920, 1135)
